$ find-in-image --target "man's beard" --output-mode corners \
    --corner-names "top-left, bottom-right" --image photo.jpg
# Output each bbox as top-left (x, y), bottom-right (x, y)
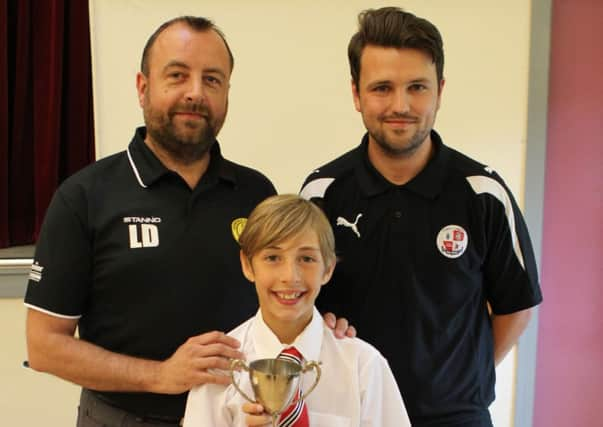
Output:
top-left (144, 101), bottom-right (218, 165)
top-left (371, 113), bottom-right (431, 158)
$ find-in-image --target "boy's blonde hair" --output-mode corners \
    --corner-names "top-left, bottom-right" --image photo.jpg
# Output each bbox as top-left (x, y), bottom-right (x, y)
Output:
top-left (239, 194), bottom-right (336, 268)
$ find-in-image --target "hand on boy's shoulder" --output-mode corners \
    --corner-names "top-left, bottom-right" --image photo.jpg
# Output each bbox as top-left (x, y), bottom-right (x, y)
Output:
top-left (156, 330), bottom-right (243, 393)
top-left (322, 312), bottom-right (357, 339)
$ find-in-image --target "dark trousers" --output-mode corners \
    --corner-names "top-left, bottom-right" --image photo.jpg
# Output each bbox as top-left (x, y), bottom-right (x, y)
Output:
top-left (77, 389), bottom-right (182, 427)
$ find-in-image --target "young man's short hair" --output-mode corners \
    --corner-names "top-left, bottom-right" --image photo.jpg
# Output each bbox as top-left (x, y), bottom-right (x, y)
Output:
top-left (348, 7), bottom-right (444, 88)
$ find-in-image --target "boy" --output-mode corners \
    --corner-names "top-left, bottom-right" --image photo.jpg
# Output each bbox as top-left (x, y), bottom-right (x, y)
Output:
top-left (183, 194), bottom-right (410, 426)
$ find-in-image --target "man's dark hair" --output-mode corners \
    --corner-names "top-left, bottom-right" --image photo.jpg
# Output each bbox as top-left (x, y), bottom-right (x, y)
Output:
top-left (140, 16), bottom-right (234, 76)
top-left (348, 7), bottom-right (444, 88)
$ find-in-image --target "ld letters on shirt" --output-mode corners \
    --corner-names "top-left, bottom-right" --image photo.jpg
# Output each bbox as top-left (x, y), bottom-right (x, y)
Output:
top-left (124, 216), bottom-right (161, 248)
top-left (128, 224), bottom-right (159, 248)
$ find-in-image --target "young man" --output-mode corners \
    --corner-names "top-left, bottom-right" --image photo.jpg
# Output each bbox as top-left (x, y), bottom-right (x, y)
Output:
top-left (24, 17), bottom-right (350, 426)
top-left (183, 194), bottom-right (410, 426)
top-left (300, 7), bottom-right (543, 427)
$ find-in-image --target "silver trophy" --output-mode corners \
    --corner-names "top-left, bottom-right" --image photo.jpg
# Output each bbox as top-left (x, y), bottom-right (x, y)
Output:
top-left (230, 357), bottom-right (321, 427)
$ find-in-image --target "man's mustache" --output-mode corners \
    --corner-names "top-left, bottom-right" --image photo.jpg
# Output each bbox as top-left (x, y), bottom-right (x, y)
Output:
top-left (379, 113), bottom-right (419, 121)
top-left (170, 103), bottom-right (211, 118)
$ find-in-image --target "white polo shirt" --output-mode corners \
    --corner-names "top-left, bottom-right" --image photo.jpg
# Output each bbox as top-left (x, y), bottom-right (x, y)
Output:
top-left (183, 307), bottom-right (410, 427)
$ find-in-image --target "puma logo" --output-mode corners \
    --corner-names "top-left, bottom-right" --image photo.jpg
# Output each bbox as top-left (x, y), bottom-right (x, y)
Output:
top-left (336, 214), bottom-right (363, 238)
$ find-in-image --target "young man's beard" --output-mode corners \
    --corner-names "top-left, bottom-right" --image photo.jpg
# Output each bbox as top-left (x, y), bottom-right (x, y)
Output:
top-left (370, 112), bottom-right (433, 158)
top-left (371, 127), bottom-right (428, 158)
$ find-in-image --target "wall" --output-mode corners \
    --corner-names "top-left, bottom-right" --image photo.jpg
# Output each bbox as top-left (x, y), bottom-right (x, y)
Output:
top-left (0, 299), bottom-right (80, 425)
top-left (533, 0), bottom-right (603, 425)
top-left (2, 1), bottom-right (535, 425)
top-left (89, 0), bottom-right (531, 196)
top-left (89, 3), bottom-right (532, 424)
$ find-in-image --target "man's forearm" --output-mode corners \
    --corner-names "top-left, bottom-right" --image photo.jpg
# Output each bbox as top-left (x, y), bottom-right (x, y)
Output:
top-left (491, 308), bottom-right (533, 366)
top-left (27, 308), bottom-right (242, 395)
top-left (28, 329), bottom-right (163, 392)
top-left (26, 309), bottom-right (163, 393)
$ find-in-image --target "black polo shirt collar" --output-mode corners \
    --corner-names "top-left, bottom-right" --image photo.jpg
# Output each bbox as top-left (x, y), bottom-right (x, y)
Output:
top-left (355, 129), bottom-right (450, 199)
top-left (126, 126), bottom-right (237, 189)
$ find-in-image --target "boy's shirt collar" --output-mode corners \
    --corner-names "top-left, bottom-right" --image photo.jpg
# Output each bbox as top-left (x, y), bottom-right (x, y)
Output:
top-left (250, 307), bottom-right (323, 362)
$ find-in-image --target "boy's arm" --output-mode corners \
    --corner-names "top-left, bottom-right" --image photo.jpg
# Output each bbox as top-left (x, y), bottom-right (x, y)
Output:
top-left (183, 382), bottom-right (233, 426)
top-left (359, 353), bottom-right (411, 427)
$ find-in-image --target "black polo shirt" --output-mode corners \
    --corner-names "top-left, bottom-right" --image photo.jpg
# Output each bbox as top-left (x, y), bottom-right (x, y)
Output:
top-left (301, 131), bottom-right (542, 426)
top-left (25, 127), bottom-right (276, 418)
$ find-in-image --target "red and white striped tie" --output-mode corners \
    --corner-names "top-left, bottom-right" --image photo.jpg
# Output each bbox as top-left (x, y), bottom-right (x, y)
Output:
top-left (277, 346), bottom-right (309, 427)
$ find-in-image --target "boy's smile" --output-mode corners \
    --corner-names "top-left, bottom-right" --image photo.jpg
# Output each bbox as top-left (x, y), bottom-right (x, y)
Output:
top-left (273, 291), bottom-right (306, 303)
top-left (240, 228), bottom-right (334, 344)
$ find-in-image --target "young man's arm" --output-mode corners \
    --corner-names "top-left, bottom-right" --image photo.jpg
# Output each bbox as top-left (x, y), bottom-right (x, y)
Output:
top-left (491, 307), bottom-right (533, 366)
top-left (26, 308), bottom-right (243, 393)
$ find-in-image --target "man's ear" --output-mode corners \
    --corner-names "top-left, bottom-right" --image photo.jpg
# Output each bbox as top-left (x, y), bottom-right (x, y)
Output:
top-left (136, 72), bottom-right (147, 108)
top-left (239, 250), bottom-right (255, 283)
top-left (436, 78), bottom-right (446, 110)
top-left (352, 79), bottom-right (361, 113)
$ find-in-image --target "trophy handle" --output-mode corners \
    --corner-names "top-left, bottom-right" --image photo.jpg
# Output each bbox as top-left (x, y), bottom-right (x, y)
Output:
top-left (229, 359), bottom-right (256, 403)
top-left (299, 361), bottom-right (322, 401)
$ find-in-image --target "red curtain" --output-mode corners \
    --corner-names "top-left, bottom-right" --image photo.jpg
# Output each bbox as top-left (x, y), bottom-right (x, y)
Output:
top-left (0, 0), bottom-right (95, 249)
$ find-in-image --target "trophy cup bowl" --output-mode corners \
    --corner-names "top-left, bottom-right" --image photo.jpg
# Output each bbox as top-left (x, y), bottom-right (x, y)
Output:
top-left (230, 358), bottom-right (321, 426)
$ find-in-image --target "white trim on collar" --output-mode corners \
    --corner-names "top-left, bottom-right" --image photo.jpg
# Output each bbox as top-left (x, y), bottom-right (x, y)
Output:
top-left (127, 147), bottom-right (148, 189)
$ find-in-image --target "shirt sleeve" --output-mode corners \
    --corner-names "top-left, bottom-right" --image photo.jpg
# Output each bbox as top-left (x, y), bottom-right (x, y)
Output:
top-left (358, 350), bottom-right (411, 427)
top-left (183, 383), bottom-right (234, 426)
top-left (24, 188), bottom-right (92, 317)
top-left (474, 173), bottom-right (543, 314)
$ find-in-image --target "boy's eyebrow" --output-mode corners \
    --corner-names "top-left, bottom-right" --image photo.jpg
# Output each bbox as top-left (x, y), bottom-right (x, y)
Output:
top-left (298, 246), bottom-right (321, 251)
top-left (263, 245), bottom-right (321, 251)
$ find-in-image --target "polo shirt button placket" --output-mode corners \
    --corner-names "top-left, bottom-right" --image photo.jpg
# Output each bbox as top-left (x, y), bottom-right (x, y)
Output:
top-left (391, 208), bottom-right (406, 234)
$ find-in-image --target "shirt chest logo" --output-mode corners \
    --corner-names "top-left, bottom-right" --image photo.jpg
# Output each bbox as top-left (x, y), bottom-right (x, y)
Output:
top-left (336, 213), bottom-right (363, 238)
top-left (231, 218), bottom-right (247, 243)
top-left (436, 225), bottom-right (468, 258)
top-left (124, 216), bottom-right (161, 248)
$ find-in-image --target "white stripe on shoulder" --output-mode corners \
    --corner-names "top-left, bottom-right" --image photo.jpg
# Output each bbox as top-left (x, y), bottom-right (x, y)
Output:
top-left (24, 303), bottom-right (82, 320)
top-left (466, 175), bottom-right (525, 269)
top-left (126, 147), bottom-right (148, 188)
top-left (300, 178), bottom-right (335, 200)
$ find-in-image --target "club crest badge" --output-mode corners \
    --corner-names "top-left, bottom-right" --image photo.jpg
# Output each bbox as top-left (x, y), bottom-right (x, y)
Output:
top-left (436, 225), bottom-right (468, 259)
top-left (231, 218), bottom-right (247, 243)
